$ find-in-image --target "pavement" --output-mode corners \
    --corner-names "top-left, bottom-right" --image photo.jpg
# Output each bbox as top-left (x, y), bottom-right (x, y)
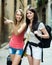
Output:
top-left (0, 41), bottom-right (52, 65)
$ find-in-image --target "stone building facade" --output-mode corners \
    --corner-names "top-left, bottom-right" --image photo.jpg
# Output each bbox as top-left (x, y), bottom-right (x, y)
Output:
top-left (0, 0), bottom-right (52, 47)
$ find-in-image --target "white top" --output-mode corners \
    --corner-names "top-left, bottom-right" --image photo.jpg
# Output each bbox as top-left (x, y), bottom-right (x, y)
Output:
top-left (24, 22), bottom-right (45, 44)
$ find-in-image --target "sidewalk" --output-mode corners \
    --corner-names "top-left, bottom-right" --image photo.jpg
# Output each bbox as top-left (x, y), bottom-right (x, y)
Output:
top-left (40, 41), bottom-right (52, 65)
top-left (22, 41), bottom-right (52, 65)
top-left (0, 44), bottom-right (9, 65)
top-left (0, 41), bottom-right (52, 65)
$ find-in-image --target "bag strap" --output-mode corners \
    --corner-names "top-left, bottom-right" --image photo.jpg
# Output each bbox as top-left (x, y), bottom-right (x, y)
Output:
top-left (35, 22), bottom-right (43, 62)
top-left (21, 30), bottom-right (31, 58)
top-left (41, 48), bottom-right (43, 62)
top-left (29, 44), bottom-right (33, 57)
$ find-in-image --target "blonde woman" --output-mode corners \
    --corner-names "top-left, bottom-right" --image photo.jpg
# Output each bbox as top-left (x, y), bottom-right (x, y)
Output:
top-left (4, 9), bottom-right (26, 65)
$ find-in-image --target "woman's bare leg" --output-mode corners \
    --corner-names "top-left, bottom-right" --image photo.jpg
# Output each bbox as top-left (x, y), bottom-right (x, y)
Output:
top-left (12, 54), bottom-right (21, 65)
top-left (33, 58), bottom-right (40, 65)
top-left (10, 54), bottom-right (15, 62)
top-left (27, 55), bottom-right (33, 65)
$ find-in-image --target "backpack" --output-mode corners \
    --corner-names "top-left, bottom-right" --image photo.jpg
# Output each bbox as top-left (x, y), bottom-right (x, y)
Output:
top-left (31, 22), bottom-right (52, 62)
top-left (35, 22), bottom-right (52, 48)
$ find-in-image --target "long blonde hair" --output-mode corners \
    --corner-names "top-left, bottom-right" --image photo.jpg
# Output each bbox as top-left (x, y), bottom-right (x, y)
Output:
top-left (14, 9), bottom-right (24, 25)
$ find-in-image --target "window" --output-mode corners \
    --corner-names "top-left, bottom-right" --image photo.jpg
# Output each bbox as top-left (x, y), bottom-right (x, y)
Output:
top-left (27, 0), bottom-right (31, 5)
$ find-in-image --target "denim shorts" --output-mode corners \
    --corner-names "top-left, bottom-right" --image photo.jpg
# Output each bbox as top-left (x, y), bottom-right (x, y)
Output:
top-left (9, 47), bottom-right (23, 56)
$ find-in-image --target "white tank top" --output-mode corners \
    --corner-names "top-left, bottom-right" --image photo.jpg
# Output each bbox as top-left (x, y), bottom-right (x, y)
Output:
top-left (24, 22), bottom-right (45, 44)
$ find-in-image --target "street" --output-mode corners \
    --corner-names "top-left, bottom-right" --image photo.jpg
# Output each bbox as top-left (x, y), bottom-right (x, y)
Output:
top-left (0, 41), bottom-right (52, 65)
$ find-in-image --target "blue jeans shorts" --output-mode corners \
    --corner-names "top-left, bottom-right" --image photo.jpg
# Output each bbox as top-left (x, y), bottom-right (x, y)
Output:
top-left (9, 47), bottom-right (23, 56)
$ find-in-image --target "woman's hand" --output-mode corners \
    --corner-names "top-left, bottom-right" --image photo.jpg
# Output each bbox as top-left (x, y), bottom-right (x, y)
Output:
top-left (4, 20), bottom-right (13, 24)
top-left (4, 17), bottom-right (13, 24)
top-left (34, 31), bottom-right (38, 34)
top-left (34, 31), bottom-right (42, 38)
top-left (8, 35), bottom-right (12, 39)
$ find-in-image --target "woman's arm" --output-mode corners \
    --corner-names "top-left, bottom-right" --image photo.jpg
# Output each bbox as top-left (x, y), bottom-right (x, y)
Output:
top-left (39, 28), bottom-right (49, 38)
top-left (14, 22), bottom-right (26, 35)
top-left (34, 22), bottom-right (49, 39)
top-left (4, 17), bottom-right (13, 24)
top-left (34, 28), bottom-right (49, 39)
top-left (15, 22), bottom-right (26, 35)
top-left (4, 20), bottom-right (13, 24)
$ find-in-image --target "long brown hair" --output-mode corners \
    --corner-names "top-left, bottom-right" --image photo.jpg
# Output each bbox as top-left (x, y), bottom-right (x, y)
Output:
top-left (26, 7), bottom-right (38, 32)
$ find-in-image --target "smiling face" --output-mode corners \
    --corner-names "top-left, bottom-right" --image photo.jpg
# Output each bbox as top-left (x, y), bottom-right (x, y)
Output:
top-left (15, 10), bottom-right (22, 22)
top-left (26, 10), bottom-right (34, 21)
